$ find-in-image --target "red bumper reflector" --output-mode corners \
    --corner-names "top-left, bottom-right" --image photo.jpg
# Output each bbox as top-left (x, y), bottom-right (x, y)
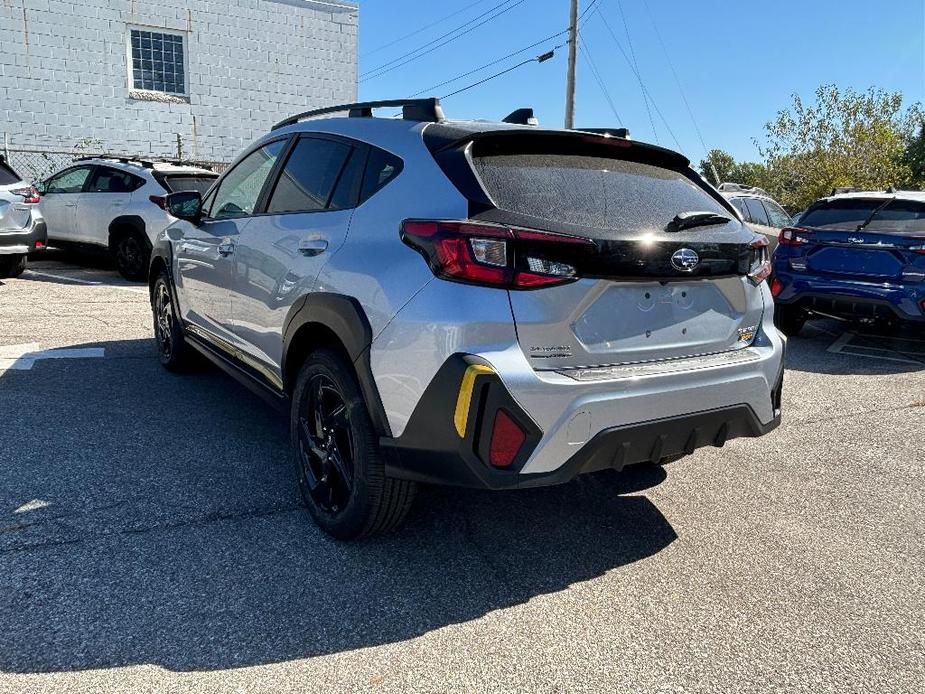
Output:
top-left (489, 409), bottom-right (526, 468)
top-left (34, 240), bottom-right (45, 249)
top-left (770, 278), bottom-right (783, 297)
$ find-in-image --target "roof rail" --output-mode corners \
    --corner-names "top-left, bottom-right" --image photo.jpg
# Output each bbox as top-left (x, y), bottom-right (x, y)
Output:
top-left (581, 127), bottom-right (631, 139)
top-left (271, 98), bottom-right (445, 131)
top-left (73, 155), bottom-right (214, 171)
top-left (718, 182), bottom-right (771, 197)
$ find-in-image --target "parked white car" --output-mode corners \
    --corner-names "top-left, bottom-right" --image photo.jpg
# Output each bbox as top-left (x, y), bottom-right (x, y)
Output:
top-left (37, 157), bottom-right (218, 280)
top-left (718, 183), bottom-right (792, 252)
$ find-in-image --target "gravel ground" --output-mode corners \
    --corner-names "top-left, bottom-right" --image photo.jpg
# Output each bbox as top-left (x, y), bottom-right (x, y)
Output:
top-left (1, 254), bottom-right (923, 693)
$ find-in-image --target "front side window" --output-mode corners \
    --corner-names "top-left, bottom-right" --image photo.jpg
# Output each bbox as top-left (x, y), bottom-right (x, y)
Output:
top-left (208, 140), bottom-right (286, 219)
top-left (130, 29), bottom-right (186, 95)
top-left (89, 167), bottom-right (144, 193)
top-left (45, 166), bottom-right (93, 194)
top-left (266, 137), bottom-right (352, 214)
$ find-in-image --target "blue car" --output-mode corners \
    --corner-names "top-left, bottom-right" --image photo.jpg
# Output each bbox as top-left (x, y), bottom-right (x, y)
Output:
top-left (772, 191), bottom-right (925, 336)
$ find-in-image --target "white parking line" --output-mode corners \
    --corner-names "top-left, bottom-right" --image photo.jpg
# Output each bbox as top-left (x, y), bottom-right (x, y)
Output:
top-left (22, 270), bottom-right (148, 294)
top-left (827, 331), bottom-right (925, 365)
top-left (0, 343), bottom-right (105, 374)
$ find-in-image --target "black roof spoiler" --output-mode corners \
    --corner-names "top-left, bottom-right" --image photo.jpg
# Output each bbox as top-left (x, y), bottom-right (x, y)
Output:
top-left (272, 98), bottom-right (446, 130)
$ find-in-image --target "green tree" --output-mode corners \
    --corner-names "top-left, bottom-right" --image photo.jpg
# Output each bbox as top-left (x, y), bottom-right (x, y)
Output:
top-left (758, 84), bottom-right (923, 209)
top-left (697, 149), bottom-right (735, 185)
top-left (901, 120), bottom-right (925, 184)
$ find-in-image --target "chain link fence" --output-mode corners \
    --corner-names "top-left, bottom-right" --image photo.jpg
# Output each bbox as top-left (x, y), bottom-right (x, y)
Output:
top-left (2, 146), bottom-right (230, 184)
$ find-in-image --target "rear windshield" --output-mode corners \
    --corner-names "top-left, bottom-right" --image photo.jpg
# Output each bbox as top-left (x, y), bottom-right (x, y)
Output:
top-left (0, 160), bottom-right (21, 186)
top-left (800, 198), bottom-right (925, 233)
top-left (163, 175), bottom-right (218, 195)
top-left (473, 154), bottom-right (728, 234)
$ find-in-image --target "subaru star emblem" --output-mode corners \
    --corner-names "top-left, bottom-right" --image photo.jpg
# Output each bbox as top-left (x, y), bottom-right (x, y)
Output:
top-left (671, 248), bottom-right (700, 272)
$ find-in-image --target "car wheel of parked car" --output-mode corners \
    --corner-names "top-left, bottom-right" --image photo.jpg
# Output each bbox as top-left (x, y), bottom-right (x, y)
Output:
top-left (114, 232), bottom-right (150, 281)
top-left (0, 254), bottom-right (26, 279)
top-left (291, 349), bottom-right (416, 540)
top-left (152, 272), bottom-right (192, 371)
top-left (774, 304), bottom-right (807, 337)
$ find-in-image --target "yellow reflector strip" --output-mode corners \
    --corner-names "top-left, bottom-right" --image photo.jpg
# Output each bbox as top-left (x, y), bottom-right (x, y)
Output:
top-left (453, 364), bottom-right (494, 438)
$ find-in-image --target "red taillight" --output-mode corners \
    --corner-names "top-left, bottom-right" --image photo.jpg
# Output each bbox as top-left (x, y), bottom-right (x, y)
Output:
top-left (11, 186), bottom-right (40, 204)
top-left (748, 236), bottom-right (772, 284)
top-left (149, 195), bottom-right (167, 210)
top-left (770, 277), bottom-right (783, 297)
top-left (489, 409), bottom-right (526, 468)
top-left (779, 226), bottom-right (812, 246)
top-left (400, 220), bottom-right (593, 289)
top-left (910, 237), bottom-right (925, 254)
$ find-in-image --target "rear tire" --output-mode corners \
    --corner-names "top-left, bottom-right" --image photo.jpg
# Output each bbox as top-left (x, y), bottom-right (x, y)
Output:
top-left (774, 304), bottom-right (806, 337)
top-left (0, 254), bottom-right (26, 279)
top-left (152, 272), bottom-right (193, 372)
top-left (291, 349), bottom-right (416, 540)
top-left (114, 231), bottom-right (150, 282)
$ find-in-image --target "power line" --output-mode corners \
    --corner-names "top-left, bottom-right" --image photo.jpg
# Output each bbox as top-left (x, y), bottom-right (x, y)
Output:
top-left (640, 0), bottom-right (709, 158)
top-left (615, 0), bottom-right (657, 143)
top-left (361, 0), bottom-right (494, 58)
top-left (594, 6), bottom-right (684, 151)
top-left (408, 29), bottom-right (569, 98)
top-left (577, 0), bottom-right (605, 26)
top-left (441, 47), bottom-right (559, 100)
top-left (360, 0), bottom-right (527, 83)
top-left (577, 34), bottom-right (623, 125)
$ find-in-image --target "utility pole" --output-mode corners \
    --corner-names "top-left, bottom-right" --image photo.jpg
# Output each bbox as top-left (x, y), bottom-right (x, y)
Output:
top-left (564, 0), bottom-right (579, 129)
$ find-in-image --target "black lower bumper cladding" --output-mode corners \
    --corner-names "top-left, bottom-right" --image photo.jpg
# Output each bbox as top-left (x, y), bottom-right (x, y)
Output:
top-left (382, 354), bottom-right (782, 491)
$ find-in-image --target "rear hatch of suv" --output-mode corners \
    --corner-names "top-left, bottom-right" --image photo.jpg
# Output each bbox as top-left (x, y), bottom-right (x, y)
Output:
top-left (0, 158), bottom-right (31, 233)
top-left (422, 127), bottom-right (770, 370)
top-left (787, 197), bottom-right (925, 282)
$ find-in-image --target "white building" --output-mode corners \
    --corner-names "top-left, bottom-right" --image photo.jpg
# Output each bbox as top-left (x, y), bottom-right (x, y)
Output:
top-left (0, 0), bottom-right (358, 163)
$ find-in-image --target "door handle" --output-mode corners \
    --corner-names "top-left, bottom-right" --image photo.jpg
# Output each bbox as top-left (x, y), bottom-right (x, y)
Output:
top-left (218, 242), bottom-right (235, 257)
top-left (64, 202), bottom-right (78, 208)
top-left (298, 238), bottom-right (328, 256)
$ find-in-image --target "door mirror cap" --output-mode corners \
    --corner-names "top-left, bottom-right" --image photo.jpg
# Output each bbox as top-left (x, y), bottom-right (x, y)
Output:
top-left (165, 191), bottom-right (203, 224)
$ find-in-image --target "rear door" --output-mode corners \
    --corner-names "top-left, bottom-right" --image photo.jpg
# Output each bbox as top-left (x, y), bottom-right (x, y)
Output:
top-left (231, 134), bottom-right (363, 373)
top-left (443, 133), bottom-right (767, 369)
top-left (78, 166), bottom-right (144, 245)
top-left (795, 197), bottom-right (925, 282)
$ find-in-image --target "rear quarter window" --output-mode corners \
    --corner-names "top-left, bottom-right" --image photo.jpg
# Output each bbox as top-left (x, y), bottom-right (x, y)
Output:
top-left (472, 154), bottom-right (729, 235)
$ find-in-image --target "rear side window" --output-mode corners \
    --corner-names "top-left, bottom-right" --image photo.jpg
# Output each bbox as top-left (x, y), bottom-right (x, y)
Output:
top-left (744, 198), bottom-right (770, 226)
top-left (266, 137), bottom-right (352, 214)
top-left (360, 148), bottom-right (403, 204)
top-left (0, 160), bottom-right (20, 185)
top-left (472, 154), bottom-right (728, 235)
top-left (89, 167), bottom-right (145, 193)
top-left (163, 175), bottom-right (217, 196)
top-left (762, 199), bottom-right (791, 228)
top-left (800, 199), bottom-right (888, 230)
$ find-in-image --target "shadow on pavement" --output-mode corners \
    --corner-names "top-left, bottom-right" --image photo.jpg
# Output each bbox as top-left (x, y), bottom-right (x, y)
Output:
top-left (0, 339), bottom-right (675, 673)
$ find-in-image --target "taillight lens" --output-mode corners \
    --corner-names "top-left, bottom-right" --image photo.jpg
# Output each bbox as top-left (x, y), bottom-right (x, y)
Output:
top-left (748, 236), bottom-right (772, 285)
top-left (770, 277), bottom-right (783, 297)
top-left (910, 237), bottom-right (925, 254)
top-left (489, 409), bottom-right (526, 468)
top-left (779, 226), bottom-right (812, 246)
top-left (149, 195), bottom-right (167, 210)
top-left (400, 220), bottom-right (594, 290)
top-left (11, 186), bottom-right (40, 204)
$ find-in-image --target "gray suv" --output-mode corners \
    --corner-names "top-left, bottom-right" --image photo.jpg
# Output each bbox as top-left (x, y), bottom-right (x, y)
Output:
top-left (149, 99), bottom-right (785, 539)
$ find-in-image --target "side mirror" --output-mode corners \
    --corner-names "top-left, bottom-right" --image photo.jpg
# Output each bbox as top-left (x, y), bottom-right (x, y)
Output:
top-left (165, 191), bottom-right (203, 224)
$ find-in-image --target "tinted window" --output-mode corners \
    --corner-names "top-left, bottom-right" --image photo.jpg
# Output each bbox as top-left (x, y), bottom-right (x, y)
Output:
top-left (266, 137), bottom-right (351, 214)
top-left (762, 199), bottom-right (791, 228)
top-left (744, 198), bottom-right (770, 226)
top-left (360, 148), bottom-right (403, 203)
top-left (89, 167), bottom-right (144, 193)
top-left (730, 198), bottom-right (747, 217)
top-left (866, 199), bottom-right (925, 233)
top-left (208, 140), bottom-right (286, 219)
top-left (799, 199), bottom-right (886, 230)
top-left (0, 160), bottom-right (20, 185)
top-left (46, 166), bottom-right (93, 193)
top-left (163, 175), bottom-right (218, 195)
top-left (329, 148), bottom-right (367, 210)
top-left (473, 154), bottom-right (728, 235)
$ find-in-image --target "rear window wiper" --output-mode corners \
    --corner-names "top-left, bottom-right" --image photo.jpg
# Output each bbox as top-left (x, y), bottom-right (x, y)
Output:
top-left (666, 211), bottom-right (732, 233)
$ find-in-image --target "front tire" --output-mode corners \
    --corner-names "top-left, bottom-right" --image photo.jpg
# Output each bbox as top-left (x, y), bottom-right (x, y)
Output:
top-left (774, 303), bottom-right (807, 337)
top-left (114, 232), bottom-right (150, 282)
top-left (152, 272), bottom-right (192, 371)
top-left (0, 254), bottom-right (26, 279)
top-left (291, 349), bottom-right (416, 540)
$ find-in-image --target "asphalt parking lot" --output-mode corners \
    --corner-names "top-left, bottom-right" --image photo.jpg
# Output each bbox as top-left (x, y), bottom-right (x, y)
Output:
top-left (1, 254), bottom-right (923, 694)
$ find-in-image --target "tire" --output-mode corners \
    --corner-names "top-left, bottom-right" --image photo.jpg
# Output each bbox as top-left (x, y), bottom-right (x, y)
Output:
top-left (774, 303), bottom-right (806, 337)
top-left (291, 349), bottom-right (416, 540)
top-left (151, 272), bottom-right (193, 372)
top-left (0, 254), bottom-right (26, 279)
top-left (113, 231), bottom-right (151, 282)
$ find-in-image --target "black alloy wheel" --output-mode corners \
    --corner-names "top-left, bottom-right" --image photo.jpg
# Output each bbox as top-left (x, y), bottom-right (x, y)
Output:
top-left (115, 233), bottom-right (149, 281)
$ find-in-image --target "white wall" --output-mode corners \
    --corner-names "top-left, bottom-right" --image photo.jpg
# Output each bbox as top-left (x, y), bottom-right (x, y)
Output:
top-left (0, 0), bottom-right (357, 161)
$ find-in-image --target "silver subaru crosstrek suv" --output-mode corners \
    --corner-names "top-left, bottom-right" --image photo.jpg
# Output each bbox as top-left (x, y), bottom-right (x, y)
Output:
top-left (149, 99), bottom-right (785, 540)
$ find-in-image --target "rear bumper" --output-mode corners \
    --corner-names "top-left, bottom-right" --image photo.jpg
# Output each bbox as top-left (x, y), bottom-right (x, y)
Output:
top-left (774, 271), bottom-right (925, 322)
top-left (0, 219), bottom-right (47, 255)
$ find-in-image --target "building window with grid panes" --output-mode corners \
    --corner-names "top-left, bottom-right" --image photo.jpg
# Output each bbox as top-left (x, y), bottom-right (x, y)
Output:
top-left (129, 29), bottom-right (186, 95)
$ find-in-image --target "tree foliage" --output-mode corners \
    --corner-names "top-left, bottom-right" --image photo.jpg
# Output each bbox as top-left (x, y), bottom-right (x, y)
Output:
top-left (902, 120), bottom-right (925, 182)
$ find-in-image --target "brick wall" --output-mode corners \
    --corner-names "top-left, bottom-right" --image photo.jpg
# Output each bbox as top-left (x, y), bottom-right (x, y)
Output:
top-left (0, 0), bottom-right (358, 161)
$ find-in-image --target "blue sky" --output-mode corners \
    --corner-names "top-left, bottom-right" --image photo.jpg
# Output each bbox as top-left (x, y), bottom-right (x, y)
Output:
top-left (356, 0), bottom-right (925, 164)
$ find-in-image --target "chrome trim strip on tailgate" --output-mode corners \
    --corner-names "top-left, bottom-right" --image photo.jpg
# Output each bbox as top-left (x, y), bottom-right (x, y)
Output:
top-left (557, 347), bottom-right (763, 382)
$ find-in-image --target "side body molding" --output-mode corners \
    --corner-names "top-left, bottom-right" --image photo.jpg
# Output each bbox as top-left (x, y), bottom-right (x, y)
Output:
top-left (282, 293), bottom-right (392, 438)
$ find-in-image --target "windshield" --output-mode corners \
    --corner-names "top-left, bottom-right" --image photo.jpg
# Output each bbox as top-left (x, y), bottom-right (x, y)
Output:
top-left (799, 198), bottom-right (925, 233)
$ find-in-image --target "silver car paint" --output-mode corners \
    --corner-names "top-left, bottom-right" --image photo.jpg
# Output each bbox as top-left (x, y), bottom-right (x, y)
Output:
top-left (0, 180), bottom-right (44, 254)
